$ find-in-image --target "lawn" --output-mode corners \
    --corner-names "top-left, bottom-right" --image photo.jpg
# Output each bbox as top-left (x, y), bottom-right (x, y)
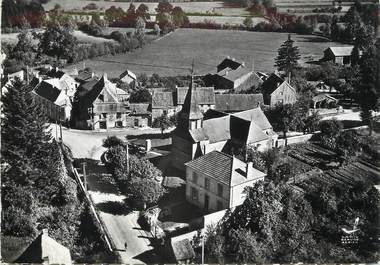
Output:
top-left (64, 28), bottom-right (347, 77)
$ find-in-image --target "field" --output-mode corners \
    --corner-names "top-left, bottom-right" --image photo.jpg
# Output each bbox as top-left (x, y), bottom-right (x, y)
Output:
top-left (43, 1), bottom-right (244, 15)
top-left (64, 28), bottom-right (348, 77)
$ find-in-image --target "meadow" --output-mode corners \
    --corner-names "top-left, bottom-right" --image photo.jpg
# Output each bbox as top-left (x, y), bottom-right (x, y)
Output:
top-left (64, 28), bottom-right (348, 78)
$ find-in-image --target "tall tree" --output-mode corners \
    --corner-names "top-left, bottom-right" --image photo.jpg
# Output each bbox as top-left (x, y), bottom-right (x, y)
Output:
top-left (274, 34), bottom-right (301, 80)
top-left (134, 17), bottom-right (146, 47)
top-left (36, 22), bottom-right (78, 62)
top-left (1, 79), bottom-right (51, 185)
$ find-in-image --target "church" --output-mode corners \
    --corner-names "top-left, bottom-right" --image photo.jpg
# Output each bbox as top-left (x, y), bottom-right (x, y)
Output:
top-left (171, 77), bottom-right (278, 171)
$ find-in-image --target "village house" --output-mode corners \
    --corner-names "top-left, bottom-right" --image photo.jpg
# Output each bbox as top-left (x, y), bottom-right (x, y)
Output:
top-left (128, 103), bottom-right (151, 127)
top-left (185, 150), bottom-right (266, 212)
top-left (32, 79), bottom-right (72, 122)
top-left (119, 69), bottom-right (137, 89)
top-left (151, 86), bottom-right (215, 122)
top-left (214, 93), bottom-right (263, 112)
top-left (261, 73), bottom-right (297, 106)
top-left (71, 73), bottom-right (130, 129)
top-left (14, 229), bottom-right (72, 264)
top-left (323, 46), bottom-right (361, 65)
top-left (45, 67), bottom-right (79, 98)
top-left (171, 77), bottom-right (277, 171)
top-left (208, 57), bottom-right (263, 92)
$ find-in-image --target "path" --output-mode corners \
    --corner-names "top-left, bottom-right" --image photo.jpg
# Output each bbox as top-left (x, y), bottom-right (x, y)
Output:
top-left (81, 160), bottom-right (156, 264)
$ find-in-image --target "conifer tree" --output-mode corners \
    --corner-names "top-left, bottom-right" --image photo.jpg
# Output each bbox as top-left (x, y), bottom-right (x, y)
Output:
top-left (274, 34), bottom-right (301, 79)
top-left (1, 78), bottom-right (51, 184)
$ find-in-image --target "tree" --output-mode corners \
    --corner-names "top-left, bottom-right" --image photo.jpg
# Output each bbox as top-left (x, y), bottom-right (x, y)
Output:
top-left (267, 103), bottom-right (296, 139)
top-left (318, 119), bottom-right (343, 149)
top-left (103, 135), bottom-right (127, 149)
top-left (128, 155), bottom-right (163, 181)
top-left (1, 79), bottom-right (51, 185)
top-left (11, 31), bottom-right (36, 66)
top-left (152, 114), bottom-right (173, 135)
top-left (335, 130), bottom-right (361, 164)
top-left (172, 6), bottom-right (189, 27)
top-left (303, 111), bottom-right (320, 134)
top-left (36, 22), bottom-right (78, 62)
top-left (136, 4), bottom-right (150, 21)
top-left (243, 17), bottom-right (254, 28)
top-left (126, 178), bottom-right (166, 208)
top-left (129, 88), bottom-right (151, 103)
top-left (274, 34), bottom-right (301, 79)
top-left (134, 17), bottom-right (146, 47)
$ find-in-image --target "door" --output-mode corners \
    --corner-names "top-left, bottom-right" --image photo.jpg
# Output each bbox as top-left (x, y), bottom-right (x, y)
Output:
top-left (204, 194), bottom-right (209, 210)
top-left (99, 121), bottom-right (107, 129)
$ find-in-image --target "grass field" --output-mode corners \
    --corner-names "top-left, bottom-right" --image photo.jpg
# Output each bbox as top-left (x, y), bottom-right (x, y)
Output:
top-left (64, 28), bottom-right (347, 77)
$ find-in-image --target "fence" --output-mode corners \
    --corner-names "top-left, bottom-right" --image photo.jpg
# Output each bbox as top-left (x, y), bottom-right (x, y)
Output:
top-left (72, 167), bottom-right (115, 252)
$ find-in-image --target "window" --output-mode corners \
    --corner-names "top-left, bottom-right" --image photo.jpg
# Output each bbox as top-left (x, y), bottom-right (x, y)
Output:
top-left (102, 113), bottom-right (107, 118)
top-left (116, 112), bottom-right (122, 119)
top-left (191, 187), bottom-right (198, 201)
top-left (217, 184), bottom-right (223, 197)
top-left (204, 178), bottom-right (210, 190)
top-left (217, 200), bottom-right (223, 211)
top-left (192, 172), bottom-right (198, 184)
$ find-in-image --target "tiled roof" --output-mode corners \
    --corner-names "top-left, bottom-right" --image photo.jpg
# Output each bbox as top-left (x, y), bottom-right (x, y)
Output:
top-left (15, 230), bottom-right (71, 264)
top-left (261, 73), bottom-right (285, 95)
top-left (203, 115), bottom-right (231, 143)
top-left (176, 87), bottom-right (215, 105)
top-left (179, 78), bottom-right (203, 120)
top-left (46, 68), bottom-right (65, 79)
top-left (216, 66), bottom-right (252, 82)
top-left (217, 58), bottom-right (242, 72)
top-left (76, 70), bottom-right (94, 82)
top-left (34, 81), bottom-right (61, 102)
top-left (129, 103), bottom-right (150, 115)
top-left (185, 151), bottom-right (233, 185)
top-left (119, 69), bottom-right (137, 80)
top-left (152, 91), bottom-right (175, 109)
top-left (171, 239), bottom-right (195, 262)
top-left (215, 94), bottom-right (263, 112)
top-left (326, 46), bottom-right (354, 57)
top-left (232, 107), bottom-right (272, 130)
top-left (189, 128), bottom-right (209, 142)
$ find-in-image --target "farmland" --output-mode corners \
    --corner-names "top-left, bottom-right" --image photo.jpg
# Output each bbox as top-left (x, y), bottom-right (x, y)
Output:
top-left (64, 28), bottom-right (348, 77)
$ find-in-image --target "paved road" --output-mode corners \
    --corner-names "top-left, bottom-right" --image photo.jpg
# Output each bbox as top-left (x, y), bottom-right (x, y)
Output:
top-left (81, 160), bottom-right (155, 264)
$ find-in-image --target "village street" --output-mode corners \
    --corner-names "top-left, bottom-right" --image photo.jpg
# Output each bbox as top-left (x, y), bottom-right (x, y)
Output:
top-left (53, 124), bottom-right (160, 263)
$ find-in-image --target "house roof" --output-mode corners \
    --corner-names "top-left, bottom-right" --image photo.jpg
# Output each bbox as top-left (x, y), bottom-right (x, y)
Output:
top-left (76, 70), bottom-right (94, 82)
top-left (46, 68), bottom-right (65, 79)
top-left (216, 66), bottom-right (252, 83)
top-left (15, 230), bottom-right (72, 264)
top-left (230, 115), bottom-right (268, 144)
top-left (232, 107), bottom-right (272, 130)
top-left (325, 46), bottom-right (354, 57)
top-left (215, 94), bottom-right (263, 112)
top-left (119, 69), bottom-right (137, 80)
top-left (185, 150), bottom-right (266, 186)
top-left (152, 91), bottom-right (175, 109)
top-left (312, 93), bottom-right (338, 103)
top-left (171, 239), bottom-right (195, 262)
top-left (261, 73), bottom-right (286, 95)
top-left (176, 87), bottom-right (215, 105)
top-left (217, 57), bottom-right (242, 72)
top-left (189, 128), bottom-right (209, 142)
top-left (34, 80), bottom-right (61, 102)
top-left (203, 115), bottom-right (231, 143)
top-left (185, 151), bottom-right (234, 185)
top-left (235, 71), bottom-right (263, 92)
top-left (129, 103), bottom-right (150, 115)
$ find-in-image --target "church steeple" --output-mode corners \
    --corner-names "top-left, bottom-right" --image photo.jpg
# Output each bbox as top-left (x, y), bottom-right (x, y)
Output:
top-left (178, 67), bottom-right (203, 130)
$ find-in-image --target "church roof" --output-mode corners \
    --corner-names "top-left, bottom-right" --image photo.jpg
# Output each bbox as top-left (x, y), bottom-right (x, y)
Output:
top-left (179, 77), bottom-right (203, 120)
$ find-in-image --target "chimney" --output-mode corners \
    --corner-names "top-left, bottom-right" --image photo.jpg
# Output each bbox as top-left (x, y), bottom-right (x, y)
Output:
top-left (42, 228), bottom-right (48, 235)
top-left (246, 162), bottom-right (253, 178)
top-left (91, 72), bottom-right (95, 78)
top-left (103, 72), bottom-right (107, 81)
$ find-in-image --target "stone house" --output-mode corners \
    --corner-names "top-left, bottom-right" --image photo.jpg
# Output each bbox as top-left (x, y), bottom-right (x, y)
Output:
top-left (261, 73), bottom-right (297, 106)
top-left (119, 69), bottom-right (137, 89)
top-left (210, 57), bottom-right (263, 92)
top-left (323, 46), bottom-right (360, 65)
top-left (32, 79), bottom-right (72, 122)
top-left (185, 150), bottom-right (266, 212)
top-left (72, 74), bottom-right (130, 129)
top-left (127, 103), bottom-right (150, 127)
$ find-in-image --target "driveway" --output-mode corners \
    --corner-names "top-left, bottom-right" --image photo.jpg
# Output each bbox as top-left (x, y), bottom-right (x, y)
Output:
top-left (79, 160), bottom-right (157, 264)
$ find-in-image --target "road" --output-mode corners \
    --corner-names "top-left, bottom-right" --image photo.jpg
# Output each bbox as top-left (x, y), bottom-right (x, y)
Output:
top-left (80, 160), bottom-right (156, 264)
top-left (50, 124), bottom-right (172, 160)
